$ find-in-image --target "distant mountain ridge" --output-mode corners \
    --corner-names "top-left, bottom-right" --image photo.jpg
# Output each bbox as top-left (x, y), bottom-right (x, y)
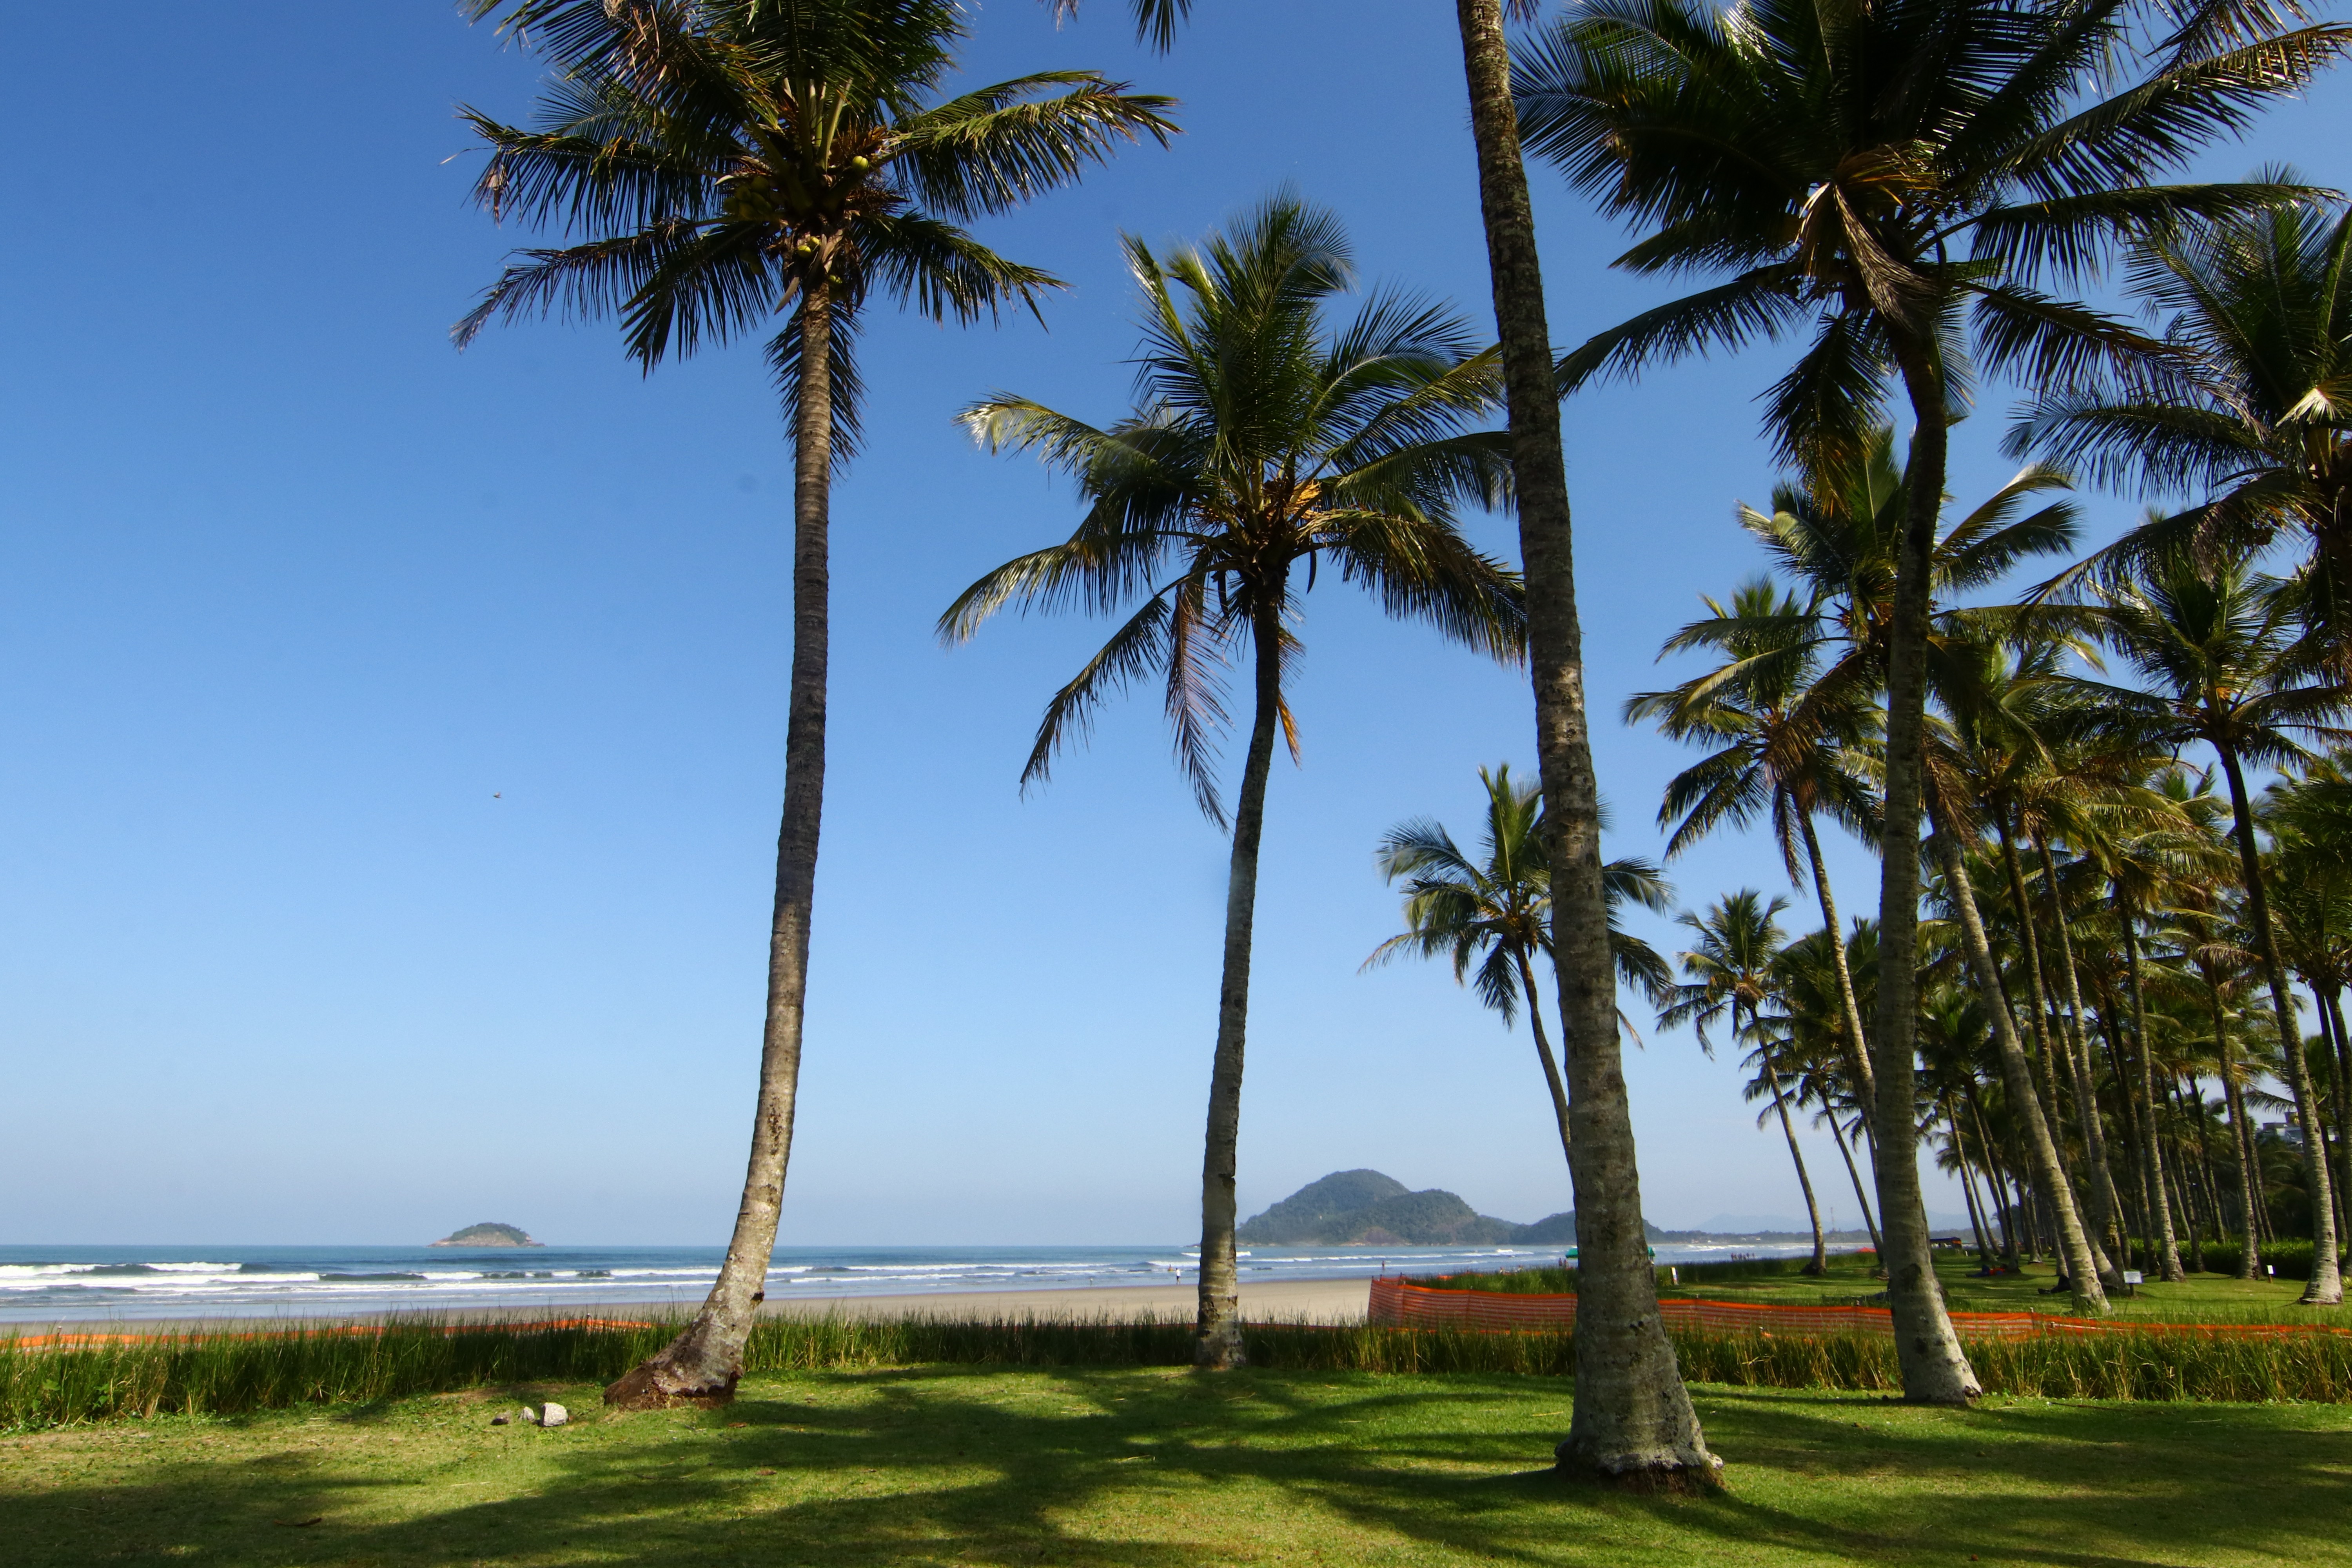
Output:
top-left (1235, 1170), bottom-right (1670, 1247)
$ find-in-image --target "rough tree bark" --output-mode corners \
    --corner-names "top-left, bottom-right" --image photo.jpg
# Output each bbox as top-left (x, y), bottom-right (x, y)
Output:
top-left (1455, 0), bottom-right (1715, 1479)
top-left (1194, 598), bottom-right (1287, 1369)
top-left (2216, 748), bottom-right (2343, 1304)
top-left (1870, 342), bottom-right (1983, 1401)
top-left (606, 282), bottom-right (837, 1408)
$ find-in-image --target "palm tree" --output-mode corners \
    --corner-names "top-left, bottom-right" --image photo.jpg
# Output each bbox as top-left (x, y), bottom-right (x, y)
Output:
top-left (1660, 893), bottom-right (1830, 1273)
top-left (1071, 0), bottom-right (1718, 1478)
top-left (2073, 780), bottom-right (2232, 1283)
top-left (1739, 1031), bottom-right (1833, 1274)
top-left (1916, 986), bottom-right (2003, 1267)
top-left (1368, 766), bottom-right (1672, 1167)
top-left (1644, 422), bottom-right (2086, 1330)
top-left (2170, 867), bottom-right (2273, 1275)
top-left (2022, 196), bottom-right (2352, 669)
top-left (453, 0), bottom-right (1172, 1407)
top-left (1516, 0), bottom-right (2345, 1403)
top-left (940, 197), bottom-right (1523, 1368)
top-left (1772, 921), bottom-right (1887, 1255)
top-left (2267, 758), bottom-right (2352, 1241)
top-left (1929, 627), bottom-right (2156, 1281)
top-left (1627, 580), bottom-right (1884, 1127)
top-left (1460, 0), bottom-right (1722, 1483)
top-left (2071, 550), bottom-right (2351, 1303)
top-left (1922, 794), bottom-right (2112, 1311)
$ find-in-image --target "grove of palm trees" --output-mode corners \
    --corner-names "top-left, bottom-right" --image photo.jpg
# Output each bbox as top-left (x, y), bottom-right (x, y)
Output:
top-left (13, 0), bottom-right (2352, 1561)
top-left (459, 0), bottom-right (2352, 1463)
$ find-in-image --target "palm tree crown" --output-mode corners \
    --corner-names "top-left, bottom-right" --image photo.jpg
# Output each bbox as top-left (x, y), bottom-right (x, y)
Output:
top-left (456, 0), bottom-right (1176, 396)
top-left (1369, 768), bottom-right (1674, 1021)
top-left (1517, 0), bottom-right (2342, 472)
top-left (1660, 889), bottom-right (1792, 1052)
top-left (940, 195), bottom-right (1526, 818)
top-left (2023, 195), bottom-right (2352, 666)
top-left (2074, 553), bottom-right (2349, 770)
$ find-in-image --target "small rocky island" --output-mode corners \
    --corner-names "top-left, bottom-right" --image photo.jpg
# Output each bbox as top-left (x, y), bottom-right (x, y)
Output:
top-left (430, 1221), bottom-right (544, 1248)
top-left (1235, 1170), bottom-right (1687, 1247)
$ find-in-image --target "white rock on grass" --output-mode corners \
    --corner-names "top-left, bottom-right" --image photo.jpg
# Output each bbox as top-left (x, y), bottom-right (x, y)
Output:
top-left (538, 1402), bottom-right (570, 1428)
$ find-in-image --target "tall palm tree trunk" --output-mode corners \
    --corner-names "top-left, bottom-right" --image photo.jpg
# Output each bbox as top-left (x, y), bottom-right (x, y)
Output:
top-left (1515, 951), bottom-right (1575, 1166)
top-left (1800, 813), bottom-right (1877, 1131)
top-left (2207, 979), bottom-right (2262, 1276)
top-left (2176, 1081), bottom-right (2210, 1266)
top-left (2094, 1015), bottom-right (2152, 1254)
top-left (1965, 1085), bottom-right (2022, 1269)
top-left (1194, 603), bottom-right (1285, 1369)
top-left (2215, 748), bottom-right (2343, 1304)
top-left (1454, 0), bottom-right (1713, 1478)
top-left (1952, 1106), bottom-right (1995, 1270)
top-left (1870, 343), bottom-right (1980, 1402)
top-left (1932, 826), bottom-right (2109, 1312)
top-left (1995, 823), bottom-right (2114, 1274)
top-left (1827, 1110), bottom-right (1884, 1256)
top-left (1760, 1044), bottom-right (1828, 1274)
top-left (2123, 915), bottom-right (2184, 1281)
top-left (1750, 992), bottom-right (1835, 1279)
top-left (2327, 990), bottom-right (2352, 1258)
top-left (606, 285), bottom-right (838, 1409)
top-left (2312, 987), bottom-right (2352, 1251)
top-left (2035, 839), bottom-right (2131, 1269)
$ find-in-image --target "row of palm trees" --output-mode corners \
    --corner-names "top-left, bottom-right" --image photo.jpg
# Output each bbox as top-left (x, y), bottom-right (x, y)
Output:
top-left (1384, 224), bottom-right (2352, 1325)
top-left (447, 0), bottom-right (2347, 1481)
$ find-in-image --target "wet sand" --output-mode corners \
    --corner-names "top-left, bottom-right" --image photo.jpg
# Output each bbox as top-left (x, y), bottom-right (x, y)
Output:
top-left (5, 1276), bottom-right (1372, 1339)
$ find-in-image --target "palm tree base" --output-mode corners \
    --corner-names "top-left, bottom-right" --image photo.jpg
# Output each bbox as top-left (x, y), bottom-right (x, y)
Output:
top-left (1192, 1321), bottom-right (1248, 1370)
top-left (602, 1357), bottom-right (740, 1411)
top-left (1552, 1445), bottom-right (1725, 1493)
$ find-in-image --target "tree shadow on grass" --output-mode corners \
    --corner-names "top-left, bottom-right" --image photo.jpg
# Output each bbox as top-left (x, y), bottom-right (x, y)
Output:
top-left (1289, 1385), bottom-right (2352, 1568)
top-left (7, 1369), bottom-right (2348, 1567)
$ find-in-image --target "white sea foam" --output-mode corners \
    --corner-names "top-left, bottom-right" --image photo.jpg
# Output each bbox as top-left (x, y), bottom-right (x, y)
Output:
top-left (0, 1240), bottom-right (1838, 1325)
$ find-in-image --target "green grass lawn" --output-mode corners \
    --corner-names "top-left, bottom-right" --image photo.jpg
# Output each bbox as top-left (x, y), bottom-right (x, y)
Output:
top-left (7, 1365), bottom-right (2351, 1567)
top-left (1641, 1254), bottom-right (2337, 1323)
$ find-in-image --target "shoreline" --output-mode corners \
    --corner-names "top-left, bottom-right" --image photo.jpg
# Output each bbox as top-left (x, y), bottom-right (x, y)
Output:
top-left (1, 1277), bottom-right (1373, 1339)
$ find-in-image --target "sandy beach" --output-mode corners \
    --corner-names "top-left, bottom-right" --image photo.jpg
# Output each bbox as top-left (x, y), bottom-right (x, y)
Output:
top-left (759, 1276), bottom-right (1368, 1324)
top-left (4, 1276), bottom-right (1372, 1339)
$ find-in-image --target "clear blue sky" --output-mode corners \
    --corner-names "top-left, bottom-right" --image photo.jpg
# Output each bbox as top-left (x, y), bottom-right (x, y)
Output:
top-left (3, 3), bottom-right (2345, 1246)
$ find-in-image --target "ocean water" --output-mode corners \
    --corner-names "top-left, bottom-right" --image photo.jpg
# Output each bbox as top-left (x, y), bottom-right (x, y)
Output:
top-left (0, 1240), bottom-right (1832, 1325)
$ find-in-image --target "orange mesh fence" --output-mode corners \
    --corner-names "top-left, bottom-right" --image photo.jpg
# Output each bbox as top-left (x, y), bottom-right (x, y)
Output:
top-left (1368, 1276), bottom-right (2348, 1341)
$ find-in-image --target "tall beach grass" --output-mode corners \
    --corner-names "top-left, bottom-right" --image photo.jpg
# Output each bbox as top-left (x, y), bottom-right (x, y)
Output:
top-left (9, 1305), bottom-right (2352, 1428)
